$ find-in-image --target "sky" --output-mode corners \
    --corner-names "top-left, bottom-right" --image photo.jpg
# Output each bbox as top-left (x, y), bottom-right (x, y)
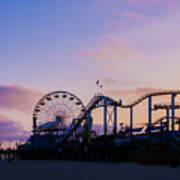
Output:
top-left (1, 0), bottom-right (180, 146)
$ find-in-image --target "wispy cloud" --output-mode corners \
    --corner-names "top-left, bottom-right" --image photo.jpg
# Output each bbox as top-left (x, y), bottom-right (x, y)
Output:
top-left (105, 87), bottom-right (167, 107)
top-left (124, 0), bottom-right (180, 4)
top-left (122, 11), bottom-right (146, 21)
top-left (100, 0), bottom-right (180, 5)
top-left (0, 84), bottom-right (43, 113)
top-left (0, 114), bottom-right (30, 141)
top-left (0, 84), bottom-right (43, 141)
top-left (76, 36), bottom-right (139, 73)
top-left (101, 77), bottom-right (142, 87)
top-left (102, 78), bottom-right (119, 86)
top-left (107, 87), bottom-right (163, 97)
top-left (77, 43), bottom-right (136, 62)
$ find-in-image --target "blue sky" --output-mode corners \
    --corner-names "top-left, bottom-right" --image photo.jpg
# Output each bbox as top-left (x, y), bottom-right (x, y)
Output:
top-left (0, 1), bottom-right (102, 87)
top-left (1, 0), bottom-right (179, 89)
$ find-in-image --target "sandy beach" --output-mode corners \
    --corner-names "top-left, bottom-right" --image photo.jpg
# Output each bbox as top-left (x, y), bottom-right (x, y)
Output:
top-left (0, 161), bottom-right (180, 180)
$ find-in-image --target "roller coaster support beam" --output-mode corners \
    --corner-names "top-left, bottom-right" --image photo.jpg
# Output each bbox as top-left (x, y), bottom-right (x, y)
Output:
top-left (171, 93), bottom-right (176, 131)
top-left (130, 106), bottom-right (133, 136)
top-left (148, 96), bottom-right (152, 133)
top-left (104, 104), bottom-right (107, 136)
top-left (87, 112), bottom-right (92, 143)
top-left (166, 108), bottom-right (169, 131)
top-left (113, 105), bottom-right (117, 135)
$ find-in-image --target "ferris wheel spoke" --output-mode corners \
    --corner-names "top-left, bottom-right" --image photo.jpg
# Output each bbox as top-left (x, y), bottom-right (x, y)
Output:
top-left (33, 91), bottom-right (85, 132)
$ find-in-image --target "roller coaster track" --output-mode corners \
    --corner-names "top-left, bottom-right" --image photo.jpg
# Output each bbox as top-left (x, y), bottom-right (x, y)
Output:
top-left (120, 90), bottom-right (180, 108)
top-left (60, 94), bottom-right (118, 143)
top-left (60, 90), bottom-right (180, 144)
top-left (152, 116), bottom-right (180, 126)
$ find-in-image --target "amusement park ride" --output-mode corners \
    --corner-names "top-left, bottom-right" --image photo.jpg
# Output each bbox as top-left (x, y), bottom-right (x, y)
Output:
top-left (17, 89), bottom-right (180, 165)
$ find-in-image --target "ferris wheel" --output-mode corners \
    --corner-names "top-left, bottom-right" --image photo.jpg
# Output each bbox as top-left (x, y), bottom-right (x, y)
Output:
top-left (33, 91), bottom-right (85, 133)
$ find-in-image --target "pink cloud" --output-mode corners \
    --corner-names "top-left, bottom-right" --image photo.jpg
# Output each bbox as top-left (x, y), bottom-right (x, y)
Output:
top-left (102, 78), bottom-right (119, 86)
top-left (98, 0), bottom-right (180, 9)
top-left (76, 49), bottom-right (95, 58)
top-left (125, 0), bottom-right (180, 4)
top-left (103, 0), bottom-right (180, 4)
top-left (76, 35), bottom-right (140, 72)
top-left (0, 84), bottom-right (44, 141)
top-left (107, 87), bottom-right (164, 97)
top-left (0, 114), bottom-right (30, 141)
top-left (122, 11), bottom-right (146, 21)
top-left (77, 42), bottom-right (137, 62)
top-left (0, 84), bottom-right (43, 114)
top-left (101, 77), bottom-right (141, 87)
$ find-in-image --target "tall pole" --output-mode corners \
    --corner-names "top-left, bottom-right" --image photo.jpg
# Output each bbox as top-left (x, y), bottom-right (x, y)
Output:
top-left (113, 105), bottom-right (117, 135)
top-left (166, 108), bottom-right (169, 131)
top-left (148, 96), bottom-right (152, 133)
top-left (104, 105), bottom-right (107, 136)
top-left (171, 93), bottom-right (176, 131)
top-left (87, 112), bottom-right (92, 143)
top-left (130, 106), bottom-right (133, 134)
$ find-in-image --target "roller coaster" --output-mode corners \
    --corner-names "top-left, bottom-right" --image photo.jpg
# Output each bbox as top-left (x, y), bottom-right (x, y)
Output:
top-left (18, 90), bottom-right (180, 165)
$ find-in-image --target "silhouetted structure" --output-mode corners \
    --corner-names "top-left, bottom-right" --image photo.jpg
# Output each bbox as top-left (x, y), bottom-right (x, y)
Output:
top-left (17, 90), bottom-right (180, 166)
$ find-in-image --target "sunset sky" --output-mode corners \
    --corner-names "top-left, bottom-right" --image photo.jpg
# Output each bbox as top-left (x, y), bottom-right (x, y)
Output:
top-left (1, 0), bottom-right (180, 144)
